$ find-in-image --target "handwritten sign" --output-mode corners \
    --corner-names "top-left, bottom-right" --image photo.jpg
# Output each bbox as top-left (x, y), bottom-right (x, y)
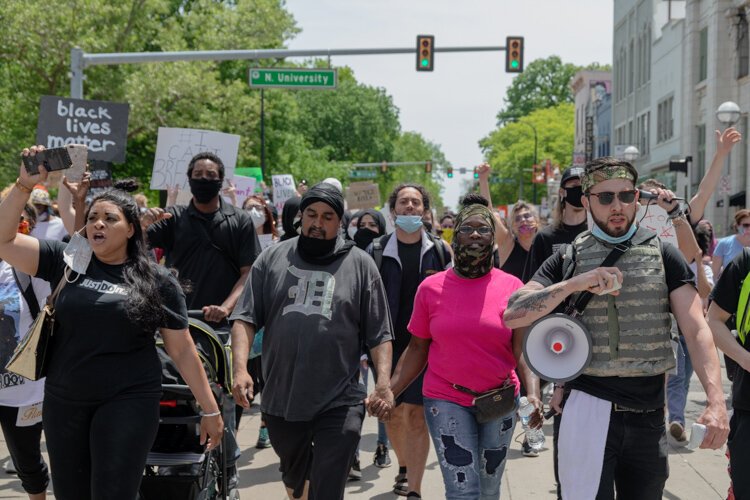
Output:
top-left (37, 96), bottom-right (129, 163)
top-left (232, 175), bottom-right (257, 208)
top-left (346, 182), bottom-right (380, 210)
top-left (150, 128), bottom-right (240, 190)
top-left (637, 204), bottom-right (678, 247)
top-left (272, 174), bottom-right (296, 213)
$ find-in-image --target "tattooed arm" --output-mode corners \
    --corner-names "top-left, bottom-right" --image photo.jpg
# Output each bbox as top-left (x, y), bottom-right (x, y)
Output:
top-left (503, 265), bottom-right (624, 329)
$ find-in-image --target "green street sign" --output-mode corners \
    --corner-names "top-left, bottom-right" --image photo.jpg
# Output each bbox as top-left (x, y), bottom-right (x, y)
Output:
top-left (249, 68), bottom-right (337, 90)
top-left (349, 170), bottom-right (377, 180)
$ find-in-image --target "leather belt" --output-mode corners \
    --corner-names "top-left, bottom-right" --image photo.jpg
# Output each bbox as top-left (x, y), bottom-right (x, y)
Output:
top-left (612, 403), bottom-right (661, 414)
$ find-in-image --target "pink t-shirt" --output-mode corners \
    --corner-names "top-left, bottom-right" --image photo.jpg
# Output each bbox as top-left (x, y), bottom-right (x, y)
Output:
top-left (408, 268), bottom-right (523, 407)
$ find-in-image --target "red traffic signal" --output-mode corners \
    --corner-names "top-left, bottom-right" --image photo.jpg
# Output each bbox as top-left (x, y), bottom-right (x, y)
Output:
top-left (416, 35), bottom-right (434, 72)
top-left (505, 36), bottom-right (524, 73)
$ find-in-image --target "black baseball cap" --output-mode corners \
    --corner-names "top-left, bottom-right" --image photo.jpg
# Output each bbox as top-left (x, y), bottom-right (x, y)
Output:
top-left (560, 166), bottom-right (584, 186)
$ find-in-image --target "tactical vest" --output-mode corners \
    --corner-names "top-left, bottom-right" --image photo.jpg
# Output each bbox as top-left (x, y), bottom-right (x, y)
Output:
top-left (569, 227), bottom-right (674, 377)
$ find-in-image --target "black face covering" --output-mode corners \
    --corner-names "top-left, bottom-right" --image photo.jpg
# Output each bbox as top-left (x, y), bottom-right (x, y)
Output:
top-left (298, 233), bottom-right (338, 260)
top-left (189, 178), bottom-right (222, 203)
top-left (354, 228), bottom-right (379, 250)
top-left (564, 186), bottom-right (584, 208)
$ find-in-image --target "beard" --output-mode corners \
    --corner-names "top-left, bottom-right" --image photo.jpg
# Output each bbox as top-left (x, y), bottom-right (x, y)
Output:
top-left (591, 210), bottom-right (635, 237)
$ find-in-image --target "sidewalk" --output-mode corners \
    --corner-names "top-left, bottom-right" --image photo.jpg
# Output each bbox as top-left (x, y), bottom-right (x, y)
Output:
top-left (0, 372), bottom-right (732, 499)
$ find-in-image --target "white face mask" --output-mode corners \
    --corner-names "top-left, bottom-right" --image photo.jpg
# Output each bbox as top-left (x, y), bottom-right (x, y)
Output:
top-left (347, 226), bottom-right (358, 239)
top-left (249, 208), bottom-right (267, 229)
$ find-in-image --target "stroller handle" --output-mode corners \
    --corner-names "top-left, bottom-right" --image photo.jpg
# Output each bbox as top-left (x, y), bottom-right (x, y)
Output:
top-left (187, 310), bottom-right (229, 326)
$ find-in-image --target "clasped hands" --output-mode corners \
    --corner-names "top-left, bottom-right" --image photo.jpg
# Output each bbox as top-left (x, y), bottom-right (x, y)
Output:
top-left (365, 384), bottom-right (395, 421)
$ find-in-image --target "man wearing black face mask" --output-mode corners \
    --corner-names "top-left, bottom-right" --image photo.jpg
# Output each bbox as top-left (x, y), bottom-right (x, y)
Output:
top-left (230, 182), bottom-right (394, 500)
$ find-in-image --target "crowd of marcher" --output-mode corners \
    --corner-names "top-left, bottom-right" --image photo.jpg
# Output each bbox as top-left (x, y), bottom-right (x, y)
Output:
top-left (0, 126), bottom-right (749, 500)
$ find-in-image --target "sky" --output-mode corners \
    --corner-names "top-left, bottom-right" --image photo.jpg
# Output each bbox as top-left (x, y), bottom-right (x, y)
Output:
top-left (283, 0), bottom-right (614, 209)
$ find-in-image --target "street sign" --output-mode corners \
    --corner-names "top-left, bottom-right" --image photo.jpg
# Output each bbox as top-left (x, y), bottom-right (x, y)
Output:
top-left (249, 68), bottom-right (337, 89)
top-left (350, 170), bottom-right (377, 179)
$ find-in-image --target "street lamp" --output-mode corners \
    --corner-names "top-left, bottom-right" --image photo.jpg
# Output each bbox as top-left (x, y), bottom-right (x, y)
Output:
top-left (716, 101), bottom-right (741, 127)
top-left (623, 145), bottom-right (639, 163)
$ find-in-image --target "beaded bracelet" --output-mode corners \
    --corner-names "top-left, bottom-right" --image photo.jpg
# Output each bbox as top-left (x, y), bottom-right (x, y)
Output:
top-left (15, 178), bottom-right (33, 194)
top-left (200, 410), bottom-right (221, 417)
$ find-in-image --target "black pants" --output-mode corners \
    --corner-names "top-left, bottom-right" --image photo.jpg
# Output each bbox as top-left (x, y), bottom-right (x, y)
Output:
top-left (595, 408), bottom-right (669, 500)
top-left (264, 404), bottom-right (364, 500)
top-left (729, 409), bottom-right (750, 498)
top-left (0, 405), bottom-right (48, 494)
top-left (43, 393), bottom-right (160, 500)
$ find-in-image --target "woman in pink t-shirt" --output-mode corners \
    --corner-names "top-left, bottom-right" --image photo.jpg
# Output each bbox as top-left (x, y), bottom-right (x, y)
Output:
top-left (389, 203), bottom-right (542, 499)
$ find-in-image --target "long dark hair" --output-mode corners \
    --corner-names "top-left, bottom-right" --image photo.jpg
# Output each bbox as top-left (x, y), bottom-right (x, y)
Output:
top-left (86, 190), bottom-right (165, 332)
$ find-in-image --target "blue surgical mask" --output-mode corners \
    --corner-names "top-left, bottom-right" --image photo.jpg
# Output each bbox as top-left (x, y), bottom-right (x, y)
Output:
top-left (395, 215), bottom-right (423, 234)
top-left (591, 223), bottom-right (637, 244)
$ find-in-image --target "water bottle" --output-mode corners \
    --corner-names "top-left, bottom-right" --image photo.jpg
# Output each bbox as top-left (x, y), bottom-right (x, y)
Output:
top-left (518, 396), bottom-right (545, 451)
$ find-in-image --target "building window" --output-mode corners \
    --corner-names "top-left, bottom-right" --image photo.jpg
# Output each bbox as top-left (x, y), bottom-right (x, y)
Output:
top-left (698, 27), bottom-right (708, 83)
top-left (738, 11), bottom-right (749, 78)
top-left (657, 96), bottom-right (674, 143)
top-left (629, 40), bottom-right (635, 93)
top-left (693, 125), bottom-right (706, 193)
top-left (638, 112), bottom-right (650, 155)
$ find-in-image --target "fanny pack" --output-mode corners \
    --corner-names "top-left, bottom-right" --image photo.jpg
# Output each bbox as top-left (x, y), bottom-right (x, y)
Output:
top-left (453, 379), bottom-right (516, 423)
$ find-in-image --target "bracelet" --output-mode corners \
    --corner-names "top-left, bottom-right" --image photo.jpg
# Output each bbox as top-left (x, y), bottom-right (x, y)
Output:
top-left (200, 410), bottom-right (221, 417)
top-left (15, 178), bottom-right (33, 194)
top-left (667, 209), bottom-right (685, 221)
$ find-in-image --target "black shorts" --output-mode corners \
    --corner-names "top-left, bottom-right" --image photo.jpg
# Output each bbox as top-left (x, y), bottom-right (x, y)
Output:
top-left (396, 369), bottom-right (425, 406)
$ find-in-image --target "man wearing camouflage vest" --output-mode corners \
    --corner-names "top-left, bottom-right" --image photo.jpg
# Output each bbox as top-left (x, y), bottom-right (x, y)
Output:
top-left (504, 157), bottom-right (728, 500)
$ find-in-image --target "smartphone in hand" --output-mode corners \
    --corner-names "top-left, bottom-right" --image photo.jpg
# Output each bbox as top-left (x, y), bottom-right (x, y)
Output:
top-left (22, 147), bottom-right (73, 175)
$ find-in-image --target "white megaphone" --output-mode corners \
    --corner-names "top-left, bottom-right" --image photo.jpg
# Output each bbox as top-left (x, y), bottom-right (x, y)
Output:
top-left (523, 313), bottom-right (593, 383)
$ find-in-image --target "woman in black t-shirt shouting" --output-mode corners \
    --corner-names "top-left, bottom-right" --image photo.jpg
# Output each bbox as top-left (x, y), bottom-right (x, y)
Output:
top-left (0, 146), bottom-right (223, 500)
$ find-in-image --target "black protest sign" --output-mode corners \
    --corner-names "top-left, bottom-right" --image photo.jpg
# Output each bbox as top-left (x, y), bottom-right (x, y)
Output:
top-left (36, 96), bottom-right (129, 163)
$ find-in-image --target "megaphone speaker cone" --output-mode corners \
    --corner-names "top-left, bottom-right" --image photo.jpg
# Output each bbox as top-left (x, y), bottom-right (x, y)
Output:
top-left (523, 313), bottom-right (593, 383)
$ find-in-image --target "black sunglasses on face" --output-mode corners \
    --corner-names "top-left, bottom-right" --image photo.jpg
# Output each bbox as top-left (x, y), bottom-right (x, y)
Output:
top-left (587, 190), bottom-right (637, 205)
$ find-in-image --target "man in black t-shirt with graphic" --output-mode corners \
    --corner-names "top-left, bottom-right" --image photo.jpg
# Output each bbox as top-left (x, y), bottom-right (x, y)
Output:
top-left (368, 183), bottom-right (451, 499)
top-left (504, 157), bottom-right (728, 499)
top-left (707, 249), bottom-right (750, 498)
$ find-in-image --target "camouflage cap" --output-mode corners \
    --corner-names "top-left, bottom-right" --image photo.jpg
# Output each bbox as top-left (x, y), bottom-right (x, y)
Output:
top-left (581, 163), bottom-right (638, 193)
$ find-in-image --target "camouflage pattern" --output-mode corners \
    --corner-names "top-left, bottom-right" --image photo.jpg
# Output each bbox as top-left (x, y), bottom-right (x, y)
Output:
top-left (581, 165), bottom-right (637, 193)
top-left (452, 204), bottom-right (495, 279)
top-left (568, 226), bottom-right (675, 376)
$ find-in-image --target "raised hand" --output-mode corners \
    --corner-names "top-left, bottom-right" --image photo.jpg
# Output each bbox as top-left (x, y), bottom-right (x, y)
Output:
top-left (62, 171), bottom-right (91, 205)
top-left (716, 127), bottom-right (742, 157)
top-left (19, 146), bottom-right (49, 188)
top-left (476, 162), bottom-right (491, 181)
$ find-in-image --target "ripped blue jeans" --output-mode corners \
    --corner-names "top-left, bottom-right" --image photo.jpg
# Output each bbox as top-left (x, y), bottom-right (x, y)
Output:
top-left (424, 397), bottom-right (516, 499)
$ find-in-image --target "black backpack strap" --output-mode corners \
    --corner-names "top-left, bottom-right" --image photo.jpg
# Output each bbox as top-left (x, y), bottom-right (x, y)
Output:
top-left (428, 233), bottom-right (447, 269)
top-left (371, 234), bottom-right (391, 272)
top-left (12, 268), bottom-right (40, 320)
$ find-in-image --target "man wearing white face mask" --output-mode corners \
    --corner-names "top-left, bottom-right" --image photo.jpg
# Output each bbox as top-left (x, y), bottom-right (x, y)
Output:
top-left (367, 184), bottom-right (451, 499)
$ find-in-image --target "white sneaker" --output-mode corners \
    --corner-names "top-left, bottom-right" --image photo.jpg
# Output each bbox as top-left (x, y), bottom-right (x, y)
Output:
top-left (669, 422), bottom-right (688, 446)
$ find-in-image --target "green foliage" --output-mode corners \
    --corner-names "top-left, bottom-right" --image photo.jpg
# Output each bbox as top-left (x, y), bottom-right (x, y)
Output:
top-left (480, 103), bottom-right (574, 205)
top-left (495, 56), bottom-right (580, 125)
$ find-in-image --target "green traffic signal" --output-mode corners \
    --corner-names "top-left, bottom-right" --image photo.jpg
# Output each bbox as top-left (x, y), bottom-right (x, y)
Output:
top-left (421, 59), bottom-right (429, 67)
top-left (511, 60), bottom-right (519, 69)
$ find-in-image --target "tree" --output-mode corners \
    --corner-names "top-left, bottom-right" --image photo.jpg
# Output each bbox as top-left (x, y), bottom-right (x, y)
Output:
top-left (495, 56), bottom-right (579, 125)
top-left (480, 103), bottom-right (574, 205)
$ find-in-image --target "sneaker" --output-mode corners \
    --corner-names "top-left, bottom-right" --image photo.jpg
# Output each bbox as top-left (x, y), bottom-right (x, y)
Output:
top-left (255, 427), bottom-right (271, 449)
top-left (522, 439), bottom-right (539, 458)
top-left (4, 460), bottom-right (16, 474)
top-left (393, 473), bottom-right (408, 496)
top-left (669, 421), bottom-right (688, 445)
top-left (348, 458), bottom-right (362, 481)
top-left (373, 443), bottom-right (392, 468)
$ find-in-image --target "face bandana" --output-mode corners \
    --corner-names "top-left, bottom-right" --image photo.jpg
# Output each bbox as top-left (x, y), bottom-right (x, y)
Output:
top-left (564, 186), bottom-right (584, 208)
top-left (189, 178), bottom-right (222, 203)
top-left (451, 204), bottom-right (496, 279)
top-left (354, 228), bottom-right (379, 250)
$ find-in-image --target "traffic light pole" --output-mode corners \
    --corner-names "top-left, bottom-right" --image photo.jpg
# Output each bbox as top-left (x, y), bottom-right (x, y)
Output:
top-left (70, 45), bottom-right (508, 98)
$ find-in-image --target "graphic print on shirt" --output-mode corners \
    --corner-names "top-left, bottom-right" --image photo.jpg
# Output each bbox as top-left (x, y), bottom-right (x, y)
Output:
top-left (283, 266), bottom-right (335, 320)
top-left (78, 278), bottom-right (128, 296)
top-left (0, 282), bottom-right (24, 389)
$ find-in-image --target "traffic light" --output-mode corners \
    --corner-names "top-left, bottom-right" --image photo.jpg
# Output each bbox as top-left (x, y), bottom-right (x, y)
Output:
top-left (416, 35), bottom-right (434, 72)
top-left (473, 167), bottom-right (479, 179)
top-left (505, 36), bottom-right (524, 73)
top-left (447, 166), bottom-right (453, 178)
top-left (425, 160), bottom-right (432, 174)
top-left (381, 161), bottom-right (388, 173)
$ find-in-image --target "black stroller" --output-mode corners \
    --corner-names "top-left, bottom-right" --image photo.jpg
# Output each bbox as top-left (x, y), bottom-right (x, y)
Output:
top-left (139, 313), bottom-right (239, 500)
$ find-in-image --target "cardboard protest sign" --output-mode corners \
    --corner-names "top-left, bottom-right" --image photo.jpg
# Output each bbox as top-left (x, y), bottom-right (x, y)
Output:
top-left (37, 96), bottom-right (129, 163)
top-left (271, 174), bottom-right (296, 213)
top-left (150, 128), bottom-right (240, 190)
top-left (232, 175), bottom-right (257, 208)
top-left (346, 182), bottom-right (380, 210)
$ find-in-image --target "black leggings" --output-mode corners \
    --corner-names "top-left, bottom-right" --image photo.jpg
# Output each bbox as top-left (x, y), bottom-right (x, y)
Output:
top-left (43, 393), bottom-right (159, 500)
top-left (0, 405), bottom-right (49, 494)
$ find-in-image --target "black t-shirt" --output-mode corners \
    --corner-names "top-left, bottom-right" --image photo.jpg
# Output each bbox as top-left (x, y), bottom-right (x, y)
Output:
top-left (500, 240), bottom-right (528, 281)
top-left (147, 199), bottom-right (260, 310)
top-left (394, 240), bottom-right (422, 359)
top-left (523, 221), bottom-right (588, 282)
top-left (532, 238), bottom-right (695, 409)
top-left (710, 248), bottom-right (750, 410)
top-left (35, 240), bottom-right (188, 402)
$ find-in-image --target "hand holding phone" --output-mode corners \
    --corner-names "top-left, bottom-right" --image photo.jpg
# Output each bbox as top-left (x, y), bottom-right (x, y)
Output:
top-left (22, 147), bottom-right (72, 175)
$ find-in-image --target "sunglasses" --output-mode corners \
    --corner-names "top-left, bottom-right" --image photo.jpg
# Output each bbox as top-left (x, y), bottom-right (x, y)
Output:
top-left (587, 190), bottom-right (637, 205)
top-left (457, 225), bottom-right (492, 235)
top-left (740, 223), bottom-right (750, 229)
